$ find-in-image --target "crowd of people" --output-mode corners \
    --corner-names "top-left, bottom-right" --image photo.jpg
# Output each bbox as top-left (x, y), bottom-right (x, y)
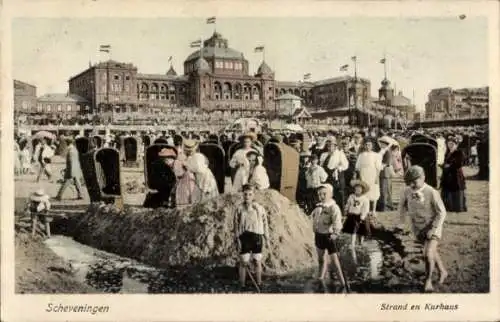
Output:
top-left (16, 123), bottom-right (486, 292)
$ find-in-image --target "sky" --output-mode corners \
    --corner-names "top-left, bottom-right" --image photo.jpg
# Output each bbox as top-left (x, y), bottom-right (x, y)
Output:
top-left (11, 17), bottom-right (488, 111)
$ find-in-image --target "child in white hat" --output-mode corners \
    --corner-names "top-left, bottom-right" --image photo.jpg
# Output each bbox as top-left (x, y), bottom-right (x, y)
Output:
top-left (310, 183), bottom-right (347, 292)
top-left (26, 189), bottom-right (52, 237)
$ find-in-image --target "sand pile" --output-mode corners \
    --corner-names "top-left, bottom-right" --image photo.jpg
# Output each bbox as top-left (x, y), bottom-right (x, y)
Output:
top-left (72, 190), bottom-right (318, 275)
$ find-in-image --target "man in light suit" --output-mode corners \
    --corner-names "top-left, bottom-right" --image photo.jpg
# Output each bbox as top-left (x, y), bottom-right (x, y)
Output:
top-left (55, 137), bottom-right (84, 200)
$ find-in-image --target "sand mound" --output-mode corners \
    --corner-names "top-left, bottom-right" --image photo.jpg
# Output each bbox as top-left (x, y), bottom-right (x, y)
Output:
top-left (72, 190), bottom-right (318, 275)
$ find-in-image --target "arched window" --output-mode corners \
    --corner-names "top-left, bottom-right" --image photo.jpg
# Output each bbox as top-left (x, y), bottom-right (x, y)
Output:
top-left (214, 81), bottom-right (222, 100)
top-left (234, 83), bottom-right (242, 99)
top-left (151, 83), bottom-right (159, 100)
top-left (252, 84), bottom-right (261, 100)
top-left (140, 83), bottom-right (149, 100)
top-left (223, 82), bottom-right (232, 100)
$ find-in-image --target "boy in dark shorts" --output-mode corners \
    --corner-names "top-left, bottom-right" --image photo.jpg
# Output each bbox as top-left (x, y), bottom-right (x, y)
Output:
top-left (233, 184), bottom-right (270, 289)
top-left (398, 165), bottom-right (448, 292)
top-left (311, 183), bottom-right (347, 292)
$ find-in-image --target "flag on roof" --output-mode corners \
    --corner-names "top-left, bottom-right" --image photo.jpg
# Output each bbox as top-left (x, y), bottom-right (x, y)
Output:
top-left (340, 64), bottom-right (349, 72)
top-left (99, 45), bottom-right (111, 53)
top-left (206, 17), bottom-right (216, 24)
top-left (254, 46), bottom-right (264, 52)
top-left (351, 56), bottom-right (357, 61)
top-left (303, 73), bottom-right (311, 80)
top-left (380, 58), bottom-right (386, 64)
top-left (190, 40), bottom-right (202, 48)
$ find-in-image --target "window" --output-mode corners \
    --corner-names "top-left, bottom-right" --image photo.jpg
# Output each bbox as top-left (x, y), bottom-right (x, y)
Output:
top-left (57, 104), bottom-right (62, 112)
top-left (67, 104), bottom-right (72, 111)
top-left (22, 101), bottom-right (28, 110)
top-left (216, 61), bottom-right (223, 69)
top-left (37, 104), bottom-right (42, 112)
top-left (224, 61), bottom-right (233, 69)
top-left (114, 75), bottom-right (120, 80)
top-left (46, 104), bottom-right (52, 112)
top-left (125, 75), bottom-right (130, 80)
top-left (125, 84), bottom-right (130, 92)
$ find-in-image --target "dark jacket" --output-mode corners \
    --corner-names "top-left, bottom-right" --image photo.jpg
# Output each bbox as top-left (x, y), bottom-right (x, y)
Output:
top-left (440, 149), bottom-right (466, 191)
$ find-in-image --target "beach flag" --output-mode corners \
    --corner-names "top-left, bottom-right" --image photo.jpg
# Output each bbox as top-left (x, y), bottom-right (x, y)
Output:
top-left (206, 17), bottom-right (216, 24)
top-left (340, 64), bottom-right (349, 72)
top-left (303, 73), bottom-right (311, 80)
top-left (99, 45), bottom-right (111, 53)
top-left (380, 58), bottom-right (386, 64)
top-left (254, 46), bottom-right (265, 53)
top-left (190, 40), bottom-right (202, 48)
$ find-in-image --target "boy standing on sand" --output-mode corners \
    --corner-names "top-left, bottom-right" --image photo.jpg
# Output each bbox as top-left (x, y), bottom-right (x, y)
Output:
top-left (233, 184), bottom-right (270, 289)
top-left (311, 183), bottom-right (347, 292)
top-left (398, 165), bottom-right (448, 292)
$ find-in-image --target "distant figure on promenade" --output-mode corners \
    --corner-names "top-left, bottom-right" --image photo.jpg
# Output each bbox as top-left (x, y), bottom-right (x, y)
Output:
top-left (36, 139), bottom-right (54, 183)
top-left (55, 138), bottom-right (84, 201)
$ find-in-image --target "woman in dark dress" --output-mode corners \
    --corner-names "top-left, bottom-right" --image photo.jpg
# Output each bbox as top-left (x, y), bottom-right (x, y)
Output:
top-left (440, 136), bottom-right (467, 212)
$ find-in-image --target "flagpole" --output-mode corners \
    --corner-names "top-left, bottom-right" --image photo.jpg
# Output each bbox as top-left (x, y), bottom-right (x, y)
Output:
top-left (383, 52), bottom-right (387, 80)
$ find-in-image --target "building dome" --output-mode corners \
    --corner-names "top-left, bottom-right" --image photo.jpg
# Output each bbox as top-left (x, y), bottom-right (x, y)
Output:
top-left (194, 57), bottom-right (210, 74)
top-left (186, 47), bottom-right (244, 62)
top-left (166, 65), bottom-right (177, 76)
top-left (256, 61), bottom-right (273, 76)
top-left (185, 32), bottom-right (244, 62)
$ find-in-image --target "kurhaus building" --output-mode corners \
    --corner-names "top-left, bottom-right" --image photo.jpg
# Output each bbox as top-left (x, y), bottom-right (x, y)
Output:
top-left (68, 31), bottom-right (372, 117)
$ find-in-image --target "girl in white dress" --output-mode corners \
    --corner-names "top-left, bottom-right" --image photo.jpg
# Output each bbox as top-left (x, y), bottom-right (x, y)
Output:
top-left (355, 140), bottom-right (382, 215)
top-left (229, 133), bottom-right (259, 193)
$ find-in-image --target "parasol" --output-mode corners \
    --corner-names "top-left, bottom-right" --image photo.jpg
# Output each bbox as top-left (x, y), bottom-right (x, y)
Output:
top-left (32, 131), bottom-right (56, 140)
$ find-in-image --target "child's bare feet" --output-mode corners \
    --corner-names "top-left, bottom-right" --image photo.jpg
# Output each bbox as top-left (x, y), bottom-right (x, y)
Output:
top-left (438, 270), bottom-right (448, 284)
top-left (424, 280), bottom-right (434, 292)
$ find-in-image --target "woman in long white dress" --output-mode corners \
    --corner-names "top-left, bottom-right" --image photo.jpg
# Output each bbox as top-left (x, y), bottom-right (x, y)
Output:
top-left (246, 150), bottom-right (270, 190)
top-left (355, 139), bottom-right (383, 215)
top-left (229, 133), bottom-right (259, 192)
top-left (185, 152), bottom-right (219, 202)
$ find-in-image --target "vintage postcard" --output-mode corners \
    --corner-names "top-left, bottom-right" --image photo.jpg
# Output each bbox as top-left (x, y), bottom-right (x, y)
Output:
top-left (1, 0), bottom-right (499, 321)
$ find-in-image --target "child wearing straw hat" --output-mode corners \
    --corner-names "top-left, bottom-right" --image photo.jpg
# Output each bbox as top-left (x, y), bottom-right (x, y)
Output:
top-left (398, 165), bottom-right (448, 292)
top-left (26, 189), bottom-right (52, 237)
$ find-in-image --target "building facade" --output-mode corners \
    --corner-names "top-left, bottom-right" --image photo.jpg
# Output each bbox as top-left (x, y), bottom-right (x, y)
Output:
top-left (66, 31), bottom-right (372, 118)
top-left (36, 93), bottom-right (89, 120)
top-left (14, 80), bottom-right (37, 116)
top-left (425, 86), bottom-right (489, 120)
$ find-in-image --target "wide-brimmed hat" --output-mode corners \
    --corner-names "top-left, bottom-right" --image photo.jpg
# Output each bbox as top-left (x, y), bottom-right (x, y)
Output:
top-left (158, 148), bottom-right (177, 159)
top-left (317, 183), bottom-right (333, 195)
top-left (183, 139), bottom-right (199, 151)
top-left (325, 136), bottom-right (337, 145)
top-left (241, 132), bottom-right (257, 141)
top-left (404, 165), bottom-right (425, 183)
top-left (30, 189), bottom-right (49, 202)
top-left (350, 180), bottom-right (370, 194)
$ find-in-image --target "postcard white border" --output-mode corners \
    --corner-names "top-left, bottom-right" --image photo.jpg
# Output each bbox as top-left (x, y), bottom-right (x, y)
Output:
top-left (1, 1), bottom-right (499, 321)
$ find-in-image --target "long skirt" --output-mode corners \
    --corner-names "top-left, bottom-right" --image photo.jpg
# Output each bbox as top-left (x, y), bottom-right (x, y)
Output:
top-left (441, 189), bottom-right (467, 212)
top-left (377, 177), bottom-right (393, 212)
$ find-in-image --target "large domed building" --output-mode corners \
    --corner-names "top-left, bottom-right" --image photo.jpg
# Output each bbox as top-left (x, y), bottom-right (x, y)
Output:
top-left (67, 30), bottom-right (371, 119)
